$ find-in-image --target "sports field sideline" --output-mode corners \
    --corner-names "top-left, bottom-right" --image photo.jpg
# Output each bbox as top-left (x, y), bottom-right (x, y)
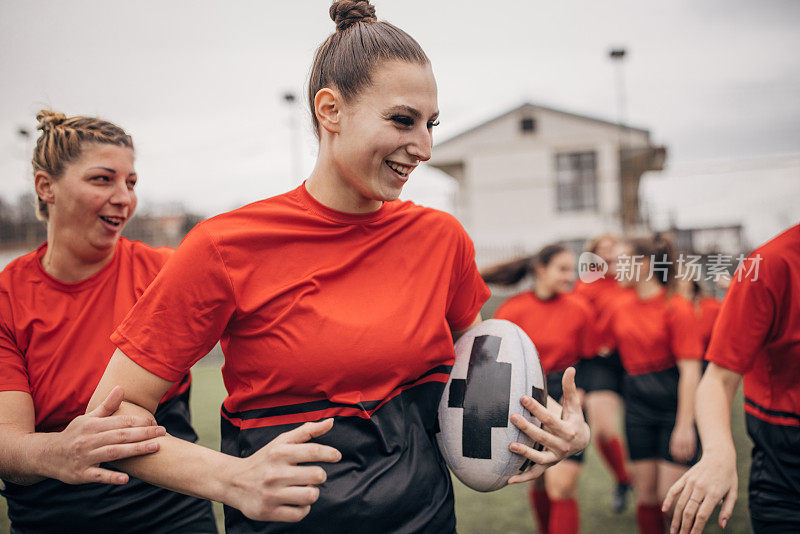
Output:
top-left (0, 355), bottom-right (753, 533)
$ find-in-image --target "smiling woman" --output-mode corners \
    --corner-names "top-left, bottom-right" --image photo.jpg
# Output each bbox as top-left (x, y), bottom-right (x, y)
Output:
top-left (0, 110), bottom-right (217, 533)
top-left (84, 2), bottom-right (588, 533)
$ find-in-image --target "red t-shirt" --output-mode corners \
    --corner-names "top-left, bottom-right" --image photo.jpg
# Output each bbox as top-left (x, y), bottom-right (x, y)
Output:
top-left (603, 289), bottom-right (704, 375)
top-left (574, 276), bottom-right (633, 352)
top-left (0, 237), bottom-right (187, 432)
top-left (706, 224), bottom-right (800, 427)
top-left (112, 184), bottom-right (491, 427)
top-left (697, 296), bottom-right (722, 352)
top-left (494, 291), bottom-right (598, 373)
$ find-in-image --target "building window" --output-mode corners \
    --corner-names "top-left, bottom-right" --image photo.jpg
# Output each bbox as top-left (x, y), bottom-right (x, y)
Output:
top-left (520, 117), bottom-right (536, 133)
top-left (555, 151), bottom-right (598, 211)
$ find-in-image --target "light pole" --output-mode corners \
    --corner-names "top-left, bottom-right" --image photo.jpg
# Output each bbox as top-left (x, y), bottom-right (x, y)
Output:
top-left (609, 48), bottom-right (627, 135)
top-left (609, 47), bottom-right (630, 229)
top-left (282, 92), bottom-right (302, 183)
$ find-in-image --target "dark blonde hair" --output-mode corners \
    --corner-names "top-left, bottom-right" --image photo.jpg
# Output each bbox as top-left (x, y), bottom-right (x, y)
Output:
top-left (32, 110), bottom-right (133, 221)
top-left (307, 0), bottom-right (429, 137)
top-left (482, 243), bottom-right (570, 286)
top-left (628, 232), bottom-right (676, 288)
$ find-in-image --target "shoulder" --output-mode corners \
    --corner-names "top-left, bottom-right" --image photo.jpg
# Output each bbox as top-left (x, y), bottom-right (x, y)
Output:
top-left (0, 247), bottom-right (43, 289)
top-left (495, 292), bottom-right (533, 315)
top-left (744, 224), bottom-right (800, 279)
top-left (563, 292), bottom-right (594, 315)
top-left (118, 237), bottom-right (174, 272)
top-left (667, 293), bottom-right (695, 316)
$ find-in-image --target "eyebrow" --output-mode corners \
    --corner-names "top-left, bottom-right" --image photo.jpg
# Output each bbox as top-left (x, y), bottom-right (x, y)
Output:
top-left (386, 105), bottom-right (440, 120)
top-left (87, 166), bottom-right (137, 177)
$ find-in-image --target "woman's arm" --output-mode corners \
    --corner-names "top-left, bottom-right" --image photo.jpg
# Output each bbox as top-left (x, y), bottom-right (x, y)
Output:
top-left (0, 387), bottom-right (164, 486)
top-left (87, 349), bottom-right (342, 523)
top-left (670, 359), bottom-right (703, 463)
top-left (662, 363), bottom-right (741, 534)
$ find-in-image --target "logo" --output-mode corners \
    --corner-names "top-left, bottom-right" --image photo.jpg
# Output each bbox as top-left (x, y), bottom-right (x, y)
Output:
top-left (578, 252), bottom-right (608, 283)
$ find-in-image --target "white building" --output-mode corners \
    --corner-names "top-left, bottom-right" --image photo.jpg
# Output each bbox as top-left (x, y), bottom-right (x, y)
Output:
top-left (427, 103), bottom-right (666, 267)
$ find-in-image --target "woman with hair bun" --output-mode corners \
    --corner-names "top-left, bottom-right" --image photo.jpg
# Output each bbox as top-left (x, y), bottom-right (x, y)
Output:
top-left (0, 111), bottom-right (217, 532)
top-left (488, 244), bottom-right (598, 534)
top-left (600, 234), bottom-right (704, 534)
top-left (86, 1), bottom-right (590, 532)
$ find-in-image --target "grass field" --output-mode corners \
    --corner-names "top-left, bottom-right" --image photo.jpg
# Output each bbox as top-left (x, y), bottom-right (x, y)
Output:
top-left (1, 361), bottom-right (754, 533)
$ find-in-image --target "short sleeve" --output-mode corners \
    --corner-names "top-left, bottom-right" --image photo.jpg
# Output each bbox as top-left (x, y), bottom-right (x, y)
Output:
top-left (669, 297), bottom-right (704, 360)
top-left (111, 223), bottom-right (237, 382)
top-left (705, 262), bottom-right (775, 374)
top-left (0, 302), bottom-right (29, 393)
top-left (446, 224), bottom-right (491, 331)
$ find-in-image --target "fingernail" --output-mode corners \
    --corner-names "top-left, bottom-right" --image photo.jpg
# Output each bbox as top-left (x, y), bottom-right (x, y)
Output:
top-left (510, 414), bottom-right (519, 423)
top-left (521, 395), bottom-right (532, 403)
top-left (117, 475), bottom-right (127, 484)
top-left (509, 443), bottom-right (520, 452)
top-left (722, 519), bottom-right (727, 529)
top-left (156, 426), bottom-right (166, 435)
top-left (147, 442), bottom-right (158, 452)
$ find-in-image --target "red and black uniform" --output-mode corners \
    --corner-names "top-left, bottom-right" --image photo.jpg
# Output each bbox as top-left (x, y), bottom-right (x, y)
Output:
top-left (494, 290), bottom-right (598, 441)
top-left (705, 224), bottom-right (800, 531)
top-left (0, 238), bottom-right (216, 534)
top-left (573, 277), bottom-right (629, 394)
top-left (494, 290), bottom-right (597, 534)
top-left (111, 184), bottom-right (491, 534)
top-left (602, 290), bottom-right (704, 464)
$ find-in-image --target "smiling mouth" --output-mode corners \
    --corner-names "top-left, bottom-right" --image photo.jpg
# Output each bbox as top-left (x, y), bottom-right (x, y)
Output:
top-left (385, 160), bottom-right (414, 178)
top-left (99, 215), bottom-right (125, 227)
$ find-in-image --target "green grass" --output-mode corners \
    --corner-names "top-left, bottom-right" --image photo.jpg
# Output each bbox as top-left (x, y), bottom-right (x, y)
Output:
top-left (1, 361), bottom-right (754, 533)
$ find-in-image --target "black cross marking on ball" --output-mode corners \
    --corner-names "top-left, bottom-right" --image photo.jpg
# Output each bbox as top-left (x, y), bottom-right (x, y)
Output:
top-left (448, 335), bottom-right (511, 459)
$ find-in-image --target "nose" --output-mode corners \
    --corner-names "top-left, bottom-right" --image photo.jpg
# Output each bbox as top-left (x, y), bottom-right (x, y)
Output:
top-left (407, 127), bottom-right (432, 162)
top-left (109, 179), bottom-right (133, 210)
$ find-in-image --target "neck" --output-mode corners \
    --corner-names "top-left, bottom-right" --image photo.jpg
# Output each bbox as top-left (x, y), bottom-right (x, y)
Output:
top-left (306, 146), bottom-right (383, 214)
top-left (41, 225), bottom-right (116, 283)
top-left (635, 278), bottom-right (664, 300)
top-left (533, 281), bottom-right (556, 301)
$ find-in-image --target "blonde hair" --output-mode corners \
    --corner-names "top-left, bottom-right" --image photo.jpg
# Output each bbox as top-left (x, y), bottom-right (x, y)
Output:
top-left (32, 110), bottom-right (133, 221)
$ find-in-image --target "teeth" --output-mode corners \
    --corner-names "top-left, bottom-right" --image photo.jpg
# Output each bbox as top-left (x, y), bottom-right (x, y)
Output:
top-left (386, 161), bottom-right (412, 176)
top-left (100, 216), bottom-right (123, 225)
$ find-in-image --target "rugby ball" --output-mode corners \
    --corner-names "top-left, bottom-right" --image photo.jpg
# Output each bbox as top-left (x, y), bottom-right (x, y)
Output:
top-left (436, 319), bottom-right (548, 492)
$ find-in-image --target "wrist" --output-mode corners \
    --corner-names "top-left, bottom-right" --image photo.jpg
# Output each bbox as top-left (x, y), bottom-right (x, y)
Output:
top-left (27, 431), bottom-right (58, 479)
top-left (208, 454), bottom-right (244, 506)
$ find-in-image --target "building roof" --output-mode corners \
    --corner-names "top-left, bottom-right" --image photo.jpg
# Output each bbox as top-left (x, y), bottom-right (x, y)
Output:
top-left (434, 102), bottom-right (651, 150)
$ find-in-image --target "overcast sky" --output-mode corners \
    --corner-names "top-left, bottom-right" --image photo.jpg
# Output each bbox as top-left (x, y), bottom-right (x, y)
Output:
top-left (1, 0), bottom-right (798, 243)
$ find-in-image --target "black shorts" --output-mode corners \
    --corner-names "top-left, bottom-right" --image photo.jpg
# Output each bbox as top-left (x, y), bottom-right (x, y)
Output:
top-left (546, 371), bottom-right (584, 463)
top-left (623, 367), bottom-right (699, 465)
top-left (746, 413), bottom-right (800, 527)
top-left (576, 351), bottom-right (625, 395)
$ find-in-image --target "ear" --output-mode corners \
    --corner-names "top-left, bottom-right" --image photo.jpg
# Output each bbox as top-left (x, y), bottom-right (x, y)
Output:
top-left (34, 171), bottom-right (56, 206)
top-left (314, 88), bottom-right (342, 134)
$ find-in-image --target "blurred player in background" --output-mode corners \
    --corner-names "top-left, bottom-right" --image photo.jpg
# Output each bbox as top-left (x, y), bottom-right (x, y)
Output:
top-left (0, 111), bottom-right (216, 533)
top-left (487, 244), bottom-right (598, 534)
top-left (573, 234), bottom-right (634, 512)
top-left (664, 223), bottom-right (800, 534)
top-left (601, 234), bottom-right (704, 534)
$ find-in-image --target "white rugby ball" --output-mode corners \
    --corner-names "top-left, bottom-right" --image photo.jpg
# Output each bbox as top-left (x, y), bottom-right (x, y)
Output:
top-left (436, 319), bottom-right (548, 492)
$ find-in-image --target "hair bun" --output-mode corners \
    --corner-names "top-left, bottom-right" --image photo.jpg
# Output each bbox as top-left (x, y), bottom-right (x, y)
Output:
top-left (36, 110), bottom-right (67, 131)
top-left (330, 0), bottom-right (377, 32)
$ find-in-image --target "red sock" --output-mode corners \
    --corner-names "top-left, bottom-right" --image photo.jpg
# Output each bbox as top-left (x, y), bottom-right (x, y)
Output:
top-left (598, 436), bottom-right (631, 484)
top-left (528, 485), bottom-right (550, 533)
top-left (548, 498), bottom-right (579, 534)
top-left (636, 504), bottom-right (665, 534)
